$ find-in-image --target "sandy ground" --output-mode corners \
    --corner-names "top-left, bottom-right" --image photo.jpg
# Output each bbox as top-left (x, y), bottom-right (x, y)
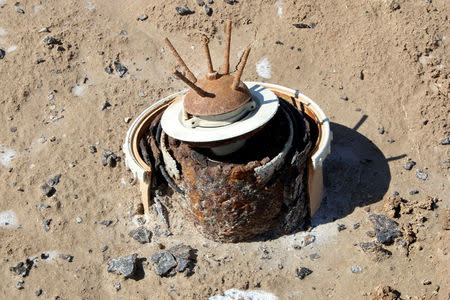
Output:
top-left (0, 0), bottom-right (449, 299)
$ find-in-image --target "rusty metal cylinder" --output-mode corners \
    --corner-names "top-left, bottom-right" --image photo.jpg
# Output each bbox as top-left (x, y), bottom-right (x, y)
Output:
top-left (162, 101), bottom-right (313, 242)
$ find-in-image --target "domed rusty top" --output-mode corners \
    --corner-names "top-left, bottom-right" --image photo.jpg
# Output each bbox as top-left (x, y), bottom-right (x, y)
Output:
top-left (165, 20), bottom-right (253, 117)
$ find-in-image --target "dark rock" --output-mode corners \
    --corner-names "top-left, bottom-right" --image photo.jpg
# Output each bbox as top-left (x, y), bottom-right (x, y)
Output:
top-left (223, 0), bottom-right (235, 4)
top-left (340, 96), bottom-right (348, 101)
top-left (151, 244), bottom-right (197, 277)
top-left (137, 14), bottom-right (148, 21)
top-left (353, 223), bottom-right (360, 230)
top-left (416, 169), bottom-right (428, 180)
top-left (114, 282), bottom-right (121, 291)
top-left (387, 139), bottom-right (395, 143)
top-left (389, 2), bottom-right (400, 11)
top-left (372, 285), bottom-right (401, 299)
top-left (337, 224), bottom-right (347, 231)
top-left (119, 30), bottom-right (127, 35)
top-left (10, 126), bottom-right (17, 132)
top-left (101, 150), bottom-right (120, 167)
top-left (107, 254), bottom-right (138, 278)
top-left (48, 174), bottom-right (61, 186)
top-left (100, 101), bottom-right (111, 111)
top-left (409, 189), bottom-right (419, 195)
top-left (0, 48), bottom-right (5, 59)
top-left (196, 0), bottom-right (205, 6)
top-left (15, 7), bottom-right (25, 14)
top-left (100, 220), bottom-right (113, 227)
top-left (275, 40), bottom-right (284, 45)
top-left (88, 145), bottom-right (97, 153)
top-left (369, 214), bottom-right (398, 232)
top-left (105, 65), bottom-right (113, 74)
top-left (150, 252), bottom-right (177, 277)
top-left (293, 23), bottom-right (311, 29)
top-left (35, 289), bottom-right (42, 296)
top-left (208, 0), bottom-right (214, 3)
top-left (295, 267), bottom-right (312, 279)
top-left (16, 280), bottom-right (24, 290)
top-left (36, 58), bottom-right (45, 64)
top-left (377, 229), bottom-right (402, 245)
top-left (113, 61), bottom-right (127, 77)
top-left (43, 36), bottom-right (61, 46)
top-left (101, 245), bottom-right (108, 252)
top-left (360, 242), bottom-right (391, 262)
top-left (205, 5), bottom-right (212, 16)
top-left (440, 137), bottom-right (450, 145)
top-left (403, 160), bottom-right (416, 170)
top-left (378, 127), bottom-right (385, 134)
top-left (40, 183), bottom-right (55, 197)
top-left (42, 219), bottom-right (51, 232)
top-left (360, 70), bottom-right (364, 80)
top-left (176, 6), bottom-right (194, 15)
top-left (58, 254), bottom-right (74, 262)
top-left (129, 227), bottom-right (151, 244)
top-left (10, 259), bottom-right (34, 277)
top-left (40, 253), bottom-right (49, 259)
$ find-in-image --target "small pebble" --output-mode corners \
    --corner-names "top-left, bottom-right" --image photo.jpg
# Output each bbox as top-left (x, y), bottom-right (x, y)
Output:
top-left (101, 245), bottom-right (109, 252)
top-left (205, 5), bottom-right (212, 16)
top-left (88, 145), bottom-right (97, 153)
top-left (100, 101), bottom-right (111, 111)
top-left (36, 58), bottom-right (45, 64)
top-left (196, 0), bottom-right (205, 5)
top-left (114, 282), bottom-right (121, 291)
top-left (440, 137), bottom-right (449, 145)
top-left (35, 289), bottom-right (42, 296)
top-left (100, 220), bottom-right (113, 227)
top-left (119, 30), bottom-right (127, 35)
top-left (42, 219), bottom-right (51, 232)
top-left (124, 117), bottom-right (132, 123)
top-left (224, 0), bottom-right (235, 4)
top-left (378, 127), bottom-right (385, 134)
top-left (0, 49), bottom-right (5, 59)
top-left (105, 65), bottom-right (113, 74)
top-left (403, 160), bottom-right (416, 170)
top-left (416, 169), bottom-right (428, 180)
top-left (337, 224), bottom-right (347, 232)
top-left (75, 217), bottom-right (83, 223)
top-left (176, 6), bottom-right (194, 15)
top-left (393, 191), bottom-right (399, 196)
top-left (409, 190), bottom-right (419, 195)
top-left (295, 267), bottom-right (313, 279)
top-left (387, 139), bottom-right (395, 143)
top-left (15, 7), bottom-right (25, 14)
top-left (351, 265), bottom-right (362, 273)
top-left (137, 14), bottom-right (148, 21)
top-left (73, 194), bottom-right (78, 199)
top-left (422, 279), bottom-right (431, 285)
top-left (114, 61), bottom-right (128, 78)
top-left (340, 96), bottom-right (348, 101)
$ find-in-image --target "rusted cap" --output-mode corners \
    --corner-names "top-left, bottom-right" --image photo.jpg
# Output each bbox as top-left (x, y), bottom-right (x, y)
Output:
top-left (183, 74), bottom-right (252, 116)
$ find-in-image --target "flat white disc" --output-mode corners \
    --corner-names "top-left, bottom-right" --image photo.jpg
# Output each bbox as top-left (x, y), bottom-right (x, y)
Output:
top-left (160, 82), bottom-right (279, 143)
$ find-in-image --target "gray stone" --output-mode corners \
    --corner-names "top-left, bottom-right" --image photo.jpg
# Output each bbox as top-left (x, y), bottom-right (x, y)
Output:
top-left (113, 61), bottom-right (128, 78)
top-left (15, 7), bottom-right (25, 14)
top-left (129, 227), bottom-right (151, 244)
top-left (42, 219), bottom-right (51, 232)
top-left (100, 220), bottom-right (113, 227)
top-left (101, 150), bottom-right (120, 167)
top-left (440, 137), bottom-right (450, 145)
top-left (416, 169), bottom-right (428, 180)
top-left (40, 183), bottom-right (55, 197)
top-left (114, 282), bottom-right (121, 291)
top-left (0, 48), bottom-right (5, 59)
top-left (295, 267), bottom-right (313, 279)
top-left (377, 229), bottom-right (402, 245)
top-left (196, 0), bottom-right (205, 5)
top-left (309, 253), bottom-right (320, 260)
top-left (176, 6), bottom-right (194, 15)
top-left (403, 160), bottom-right (416, 170)
top-left (351, 265), bottom-right (362, 273)
top-left (150, 252), bottom-right (177, 277)
top-left (293, 23), bottom-right (311, 29)
top-left (205, 5), bottom-right (212, 16)
top-left (137, 14), bottom-right (148, 21)
top-left (88, 145), bottom-right (97, 153)
top-left (58, 254), bottom-right (73, 262)
top-left (368, 214), bottom-right (398, 232)
top-left (100, 101), bottom-right (111, 111)
top-left (359, 242), bottom-right (391, 262)
top-left (337, 224), bottom-right (347, 231)
top-left (35, 289), bottom-right (42, 296)
top-left (107, 254), bottom-right (138, 278)
top-left (105, 65), bottom-right (113, 74)
top-left (300, 235), bottom-right (316, 247)
top-left (43, 36), bottom-right (61, 46)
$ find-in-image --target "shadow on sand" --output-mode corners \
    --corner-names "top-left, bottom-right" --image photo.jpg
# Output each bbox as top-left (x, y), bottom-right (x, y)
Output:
top-left (312, 120), bottom-right (392, 226)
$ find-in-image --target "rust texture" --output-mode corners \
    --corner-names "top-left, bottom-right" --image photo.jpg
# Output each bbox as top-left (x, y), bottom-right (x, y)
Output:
top-left (165, 102), bottom-right (313, 242)
top-left (172, 69), bottom-right (208, 97)
top-left (165, 38), bottom-right (197, 83)
top-left (202, 35), bottom-right (214, 75)
top-left (231, 45), bottom-right (251, 90)
top-left (222, 20), bottom-right (232, 74)
top-left (183, 74), bottom-right (252, 116)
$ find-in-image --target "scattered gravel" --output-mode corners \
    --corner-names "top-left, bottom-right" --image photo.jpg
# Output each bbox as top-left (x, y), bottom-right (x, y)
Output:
top-left (10, 259), bottom-right (35, 277)
top-left (176, 6), bottom-right (194, 15)
top-left (295, 267), bottom-right (313, 279)
top-left (107, 254), bottom-right (138, 278)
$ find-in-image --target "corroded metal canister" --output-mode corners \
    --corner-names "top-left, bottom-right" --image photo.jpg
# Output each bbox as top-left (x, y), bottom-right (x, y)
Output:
top-left (163, 101), bottom-right (313, 242)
